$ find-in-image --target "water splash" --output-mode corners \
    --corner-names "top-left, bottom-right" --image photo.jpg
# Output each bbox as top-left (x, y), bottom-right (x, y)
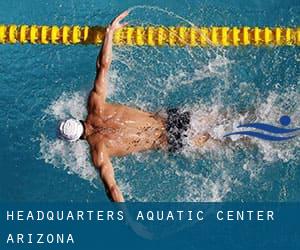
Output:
top-left (39, 89), bottom-right (300, 202)
top-left (39, 134), bottom-right (98, 185)
top-left (37, 6), bottom-right (299, 202)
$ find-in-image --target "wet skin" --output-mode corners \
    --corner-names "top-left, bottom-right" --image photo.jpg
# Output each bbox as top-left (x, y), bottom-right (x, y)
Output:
top-left (80, 11), bottom-right (209, 202)
top-left (84, 95), bottom-right (168, 157)
top-left (79, 11), bottom-right (162, 203)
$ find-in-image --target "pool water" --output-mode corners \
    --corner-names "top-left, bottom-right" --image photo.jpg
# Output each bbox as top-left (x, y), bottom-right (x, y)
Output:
top-left (0, 0), bottom-right (299, 202)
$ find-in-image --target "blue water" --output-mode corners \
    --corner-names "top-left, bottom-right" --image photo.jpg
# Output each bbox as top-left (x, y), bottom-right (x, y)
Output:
top-left (0, 0), bottom-right (299, 202)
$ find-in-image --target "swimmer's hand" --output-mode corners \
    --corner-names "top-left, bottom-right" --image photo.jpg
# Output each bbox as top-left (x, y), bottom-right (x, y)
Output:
top-left (94, 11), bottom-right (129, 101)
top-left (107, 10), bottom-right (129, 33)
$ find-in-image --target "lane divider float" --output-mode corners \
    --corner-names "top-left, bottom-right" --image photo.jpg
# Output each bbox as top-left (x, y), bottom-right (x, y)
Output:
top-left (0, 25), bottom-right (299, 46)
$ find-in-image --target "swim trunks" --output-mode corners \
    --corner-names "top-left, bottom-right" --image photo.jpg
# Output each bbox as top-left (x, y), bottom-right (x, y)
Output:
top-left (166, 108), bottom-right (191, 153)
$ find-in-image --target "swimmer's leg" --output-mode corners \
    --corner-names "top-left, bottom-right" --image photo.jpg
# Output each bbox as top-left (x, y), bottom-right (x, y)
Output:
top-left (192, 132), bottom-right (211, 147)
top-left (192, 133), bottom-right (254, 148)
top-left (189, 107), bottom-right (260, 149)
top-left (190, 115), bottom-right (216, 147)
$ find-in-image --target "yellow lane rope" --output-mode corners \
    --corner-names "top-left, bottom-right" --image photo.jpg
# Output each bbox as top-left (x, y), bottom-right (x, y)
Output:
top-left (0, 25), bottom-right (299, 46)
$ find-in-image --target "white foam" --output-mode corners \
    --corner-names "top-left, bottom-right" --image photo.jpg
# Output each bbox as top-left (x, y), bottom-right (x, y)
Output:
top-left (37, 7), bottom-right (299, 202)
top-left (38, 71), bottom-right (300, 203)
top-left (180, 89), bottom-right (300, 163)
top-left (39, 92), bottom-right (98, 185)
top-left (253, 90), bottom-right (300, 162)
top-left (39, 134), bottom-right (97, 183)
top-left (45, 92), bottom-right (87, 120)
top-left (175, 164), bottom-right (233, 202)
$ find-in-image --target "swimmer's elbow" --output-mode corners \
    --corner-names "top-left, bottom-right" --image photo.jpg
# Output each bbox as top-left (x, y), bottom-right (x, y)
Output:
top-left (100, 58), bottom-right (111, 70)
top-left (96, 57), bottom-right (110, 72)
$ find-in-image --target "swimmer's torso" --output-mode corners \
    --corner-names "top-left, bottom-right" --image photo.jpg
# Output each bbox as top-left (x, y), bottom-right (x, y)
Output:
top-left (85, 92), bottom-right (167, 156)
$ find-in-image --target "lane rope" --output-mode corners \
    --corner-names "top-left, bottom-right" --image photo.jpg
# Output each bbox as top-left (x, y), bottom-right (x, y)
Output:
top-left (0, 25), bottom-right (299, 46)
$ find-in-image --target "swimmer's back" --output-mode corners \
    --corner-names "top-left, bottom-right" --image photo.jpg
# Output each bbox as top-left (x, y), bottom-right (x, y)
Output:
top-left (86, 102), bottom-right (168, 156)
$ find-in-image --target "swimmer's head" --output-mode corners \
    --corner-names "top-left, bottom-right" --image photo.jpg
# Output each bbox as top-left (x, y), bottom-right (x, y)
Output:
top-left (57, 118), bottom-right (84, 142)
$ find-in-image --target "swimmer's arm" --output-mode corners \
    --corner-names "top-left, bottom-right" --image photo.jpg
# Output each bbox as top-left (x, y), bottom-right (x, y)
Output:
top-left (94, 11), bottom-right (129, 99)
top-left (92, 144), bottom-right (125, 202)
top-left (93, 29), bottom-right (112, 99)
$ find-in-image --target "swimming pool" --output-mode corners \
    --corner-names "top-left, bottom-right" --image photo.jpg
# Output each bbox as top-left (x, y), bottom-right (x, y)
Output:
top-left (0, 0), bottom-right (299, 202)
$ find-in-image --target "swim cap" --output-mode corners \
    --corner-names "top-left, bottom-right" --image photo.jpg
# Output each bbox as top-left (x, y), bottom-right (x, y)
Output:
top-left (58, 118), bottom-right (84, 142)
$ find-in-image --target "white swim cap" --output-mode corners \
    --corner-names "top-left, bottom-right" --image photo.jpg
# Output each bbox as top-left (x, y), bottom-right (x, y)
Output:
top-left (58, 118), bottom-right (84, 142)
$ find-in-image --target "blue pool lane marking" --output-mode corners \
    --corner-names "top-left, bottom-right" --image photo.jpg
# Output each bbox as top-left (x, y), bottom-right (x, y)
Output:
top-left (224, 116), bottom-right (300, 141)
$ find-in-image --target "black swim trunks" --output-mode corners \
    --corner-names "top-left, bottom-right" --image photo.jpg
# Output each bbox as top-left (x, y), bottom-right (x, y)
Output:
top-left (166, 108), bottom-right (191, 153)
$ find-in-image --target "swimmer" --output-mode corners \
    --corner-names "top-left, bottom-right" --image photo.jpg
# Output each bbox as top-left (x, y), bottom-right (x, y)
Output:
top-left (58, 11), bottom-right (210, 202)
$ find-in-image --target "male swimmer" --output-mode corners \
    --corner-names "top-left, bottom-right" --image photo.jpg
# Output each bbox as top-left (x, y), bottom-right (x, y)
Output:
top-left (58, 11), bottom-right (210, 202)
